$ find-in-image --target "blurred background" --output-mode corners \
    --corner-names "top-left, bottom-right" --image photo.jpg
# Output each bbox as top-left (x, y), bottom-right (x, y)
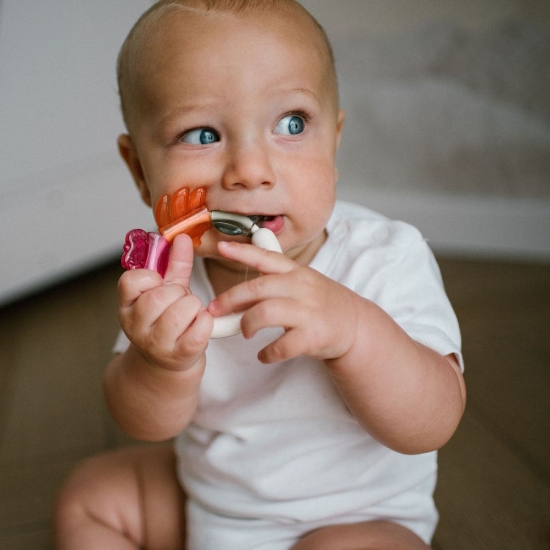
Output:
top-left (0, 0), bottom-right (152, 305)
top-left (1, 0), bottom-right (549, 304)
top-left (1, 1), bottom-right (549, 548)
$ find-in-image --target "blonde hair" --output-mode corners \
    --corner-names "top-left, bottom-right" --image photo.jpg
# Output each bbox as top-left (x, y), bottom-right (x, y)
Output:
top-left (116, 0), bottom-right (338, 133)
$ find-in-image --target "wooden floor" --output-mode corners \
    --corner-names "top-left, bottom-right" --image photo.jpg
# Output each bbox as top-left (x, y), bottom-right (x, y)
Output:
top-left (0, 256), bottom-right (549, 549)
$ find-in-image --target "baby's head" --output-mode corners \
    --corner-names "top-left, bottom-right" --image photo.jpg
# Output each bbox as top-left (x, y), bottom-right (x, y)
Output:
top-left (117, 0), bottom-right (345, 264)
top-left (118, 0), bottom-right (339, 134)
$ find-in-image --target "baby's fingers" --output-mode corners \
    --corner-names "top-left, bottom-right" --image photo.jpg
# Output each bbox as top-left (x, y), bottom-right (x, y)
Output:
top-left (238, 297), bottom-right (301, 338)
top-left (217, 241), bottom-right (293, 275)
top-left (147, 293), bottom-right (211, 355)
top-left (164, 233), bottom-right (194, 287)
top-left (256, 327), bottom-right (312, 364)
top-left (118, 269), bottom-right (164, 309)
top-left (210, 241), bottom-right (296, 316)
top-left (120, 278), bottom-right (190, 333)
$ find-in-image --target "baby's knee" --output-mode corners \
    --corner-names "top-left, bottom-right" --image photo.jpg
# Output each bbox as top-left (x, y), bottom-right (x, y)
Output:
top-left (53, 450), bottom-right (143, 545)
top-left (55, 453), bottom-right (113, 510)
top-left (53, 445), bottom-right (185, 550)
top-left (291, 520), bottom-right (430, 550)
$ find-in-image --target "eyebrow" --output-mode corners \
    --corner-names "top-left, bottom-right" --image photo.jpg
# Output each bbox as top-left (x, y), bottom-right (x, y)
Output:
top-left (159, 104), bottom-right (207, 128)
top-left (281, 87), bottom-right (322, 105)
top-left (158, 86), bottom-right (322, 129)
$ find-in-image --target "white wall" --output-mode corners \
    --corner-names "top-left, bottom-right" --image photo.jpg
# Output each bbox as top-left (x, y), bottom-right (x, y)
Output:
top-left (300, 0), bottom-right (550, 261)
top-left (0, 0), bottom-right (152, 304)
top-left (300, 0), bottom-right (550, 33)
top-left (1, 0), bottom-right (549, 305)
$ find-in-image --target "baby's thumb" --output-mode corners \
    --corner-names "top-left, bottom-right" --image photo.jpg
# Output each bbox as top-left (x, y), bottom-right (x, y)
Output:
top-left (163, 233), bottom-right (194, 288)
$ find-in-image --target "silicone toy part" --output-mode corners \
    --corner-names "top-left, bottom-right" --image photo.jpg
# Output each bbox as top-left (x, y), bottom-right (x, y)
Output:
top-left (122, 229), bottom-right (170, 278)
top-left (210, 313), bottom-right (242, 339)
top-left (250, 226), bottom-right (283, 253)
top-left (144, 233), bottom-right (170, 277)
top-left (155, 187), bottom-right (210, 246)
top-left (122, 229), bottom-right (149, 270)
top-left (160, 207), bottom-right (211, 246)
top-left (121, 186), bottom-right (282, 338)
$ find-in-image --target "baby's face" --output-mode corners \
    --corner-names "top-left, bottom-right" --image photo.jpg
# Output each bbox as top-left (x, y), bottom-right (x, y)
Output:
top-left (126, 7), bottom-right (344, 265)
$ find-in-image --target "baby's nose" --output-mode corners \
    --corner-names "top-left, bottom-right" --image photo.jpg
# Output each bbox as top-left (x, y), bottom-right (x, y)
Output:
top-left (221, 139), bottom-right (276, 190)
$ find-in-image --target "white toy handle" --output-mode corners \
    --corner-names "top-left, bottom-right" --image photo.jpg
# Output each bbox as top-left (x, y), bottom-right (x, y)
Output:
top-left (211, 227), bottom-right (282, 338)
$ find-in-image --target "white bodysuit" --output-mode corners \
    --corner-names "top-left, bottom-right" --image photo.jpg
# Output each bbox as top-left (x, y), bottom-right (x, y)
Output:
top-left (115, 201), bottom-right (462, 549)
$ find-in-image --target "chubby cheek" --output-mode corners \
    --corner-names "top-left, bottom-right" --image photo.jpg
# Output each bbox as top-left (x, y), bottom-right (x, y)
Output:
top-left (296, 198), bottom-right (334, 239)
top-left (286, 155), bottom-right (337, 215)
top-left (280, 191), bottom-right (334, 257)
top-left (144, 154), bottom-right (220, 208)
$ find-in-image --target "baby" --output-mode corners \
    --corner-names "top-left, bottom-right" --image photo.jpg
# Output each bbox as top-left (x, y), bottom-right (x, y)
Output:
top-left (54, 1), bottom-right (466, 549)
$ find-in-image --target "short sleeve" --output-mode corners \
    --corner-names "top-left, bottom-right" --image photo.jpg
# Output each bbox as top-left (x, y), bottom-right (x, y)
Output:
top-left (361, 231), bottom-right (463, 371)
top-left (324, 205), bottom-right (463, 371)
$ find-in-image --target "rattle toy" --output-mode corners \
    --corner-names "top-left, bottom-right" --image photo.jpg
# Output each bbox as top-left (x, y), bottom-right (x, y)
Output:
top-left (121, 186), bottom-right (282, 338)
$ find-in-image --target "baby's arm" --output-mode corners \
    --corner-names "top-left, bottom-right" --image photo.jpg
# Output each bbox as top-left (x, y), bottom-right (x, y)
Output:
top-left (209, 241), bottom-right (465, 455)
top-left (104, 234), bottom-right (213, 441)
top-left (325, 302), bottom-right (465, 455)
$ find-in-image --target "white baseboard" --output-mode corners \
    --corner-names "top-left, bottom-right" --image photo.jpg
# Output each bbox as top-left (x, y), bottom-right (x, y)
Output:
top-left (337, 185), bottom-right (550, 262)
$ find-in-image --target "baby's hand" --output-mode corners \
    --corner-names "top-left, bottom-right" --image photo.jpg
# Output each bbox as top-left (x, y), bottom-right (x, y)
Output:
top-left (118, 233), bottom-right (213, 371)
top-left (208, 241), bottom-right (359, 363)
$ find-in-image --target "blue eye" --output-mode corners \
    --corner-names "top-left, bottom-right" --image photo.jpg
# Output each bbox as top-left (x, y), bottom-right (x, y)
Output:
top-left (275, 115), bottom-right (305, 136)
top-left (181, 128), bottom-right (220, 145)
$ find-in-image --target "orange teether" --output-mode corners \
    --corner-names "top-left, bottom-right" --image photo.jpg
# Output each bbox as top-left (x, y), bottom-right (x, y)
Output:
top-left (154, 187), bottom-right (211, 246)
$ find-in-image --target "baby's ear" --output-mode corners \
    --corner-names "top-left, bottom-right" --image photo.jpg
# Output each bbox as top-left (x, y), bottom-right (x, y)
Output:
top-left (335, 109), bottom-right (346, 149)
top-left (117, 134), bottom-right (152, 207)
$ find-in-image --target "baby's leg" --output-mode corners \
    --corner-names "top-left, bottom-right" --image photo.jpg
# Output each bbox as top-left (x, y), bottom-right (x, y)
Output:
top-left (291, 520), bottom-right (430, 550)
top-left (53, 444), bottom-right (186, 550)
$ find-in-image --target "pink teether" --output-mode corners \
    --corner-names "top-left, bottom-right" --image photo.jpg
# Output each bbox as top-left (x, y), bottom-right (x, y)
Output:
top-left (122, 229), bottom-right (170, 277)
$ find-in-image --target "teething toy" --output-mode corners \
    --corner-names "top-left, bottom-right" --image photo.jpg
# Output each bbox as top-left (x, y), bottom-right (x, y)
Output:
top-left (121, 186), bottom-right (282, 338)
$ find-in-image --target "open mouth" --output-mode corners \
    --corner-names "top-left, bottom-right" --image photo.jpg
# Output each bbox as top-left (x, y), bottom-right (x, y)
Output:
top-left (210, 212), bottom-right (284, 237)
top-left (258, 215), bottom-right (284, 233)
